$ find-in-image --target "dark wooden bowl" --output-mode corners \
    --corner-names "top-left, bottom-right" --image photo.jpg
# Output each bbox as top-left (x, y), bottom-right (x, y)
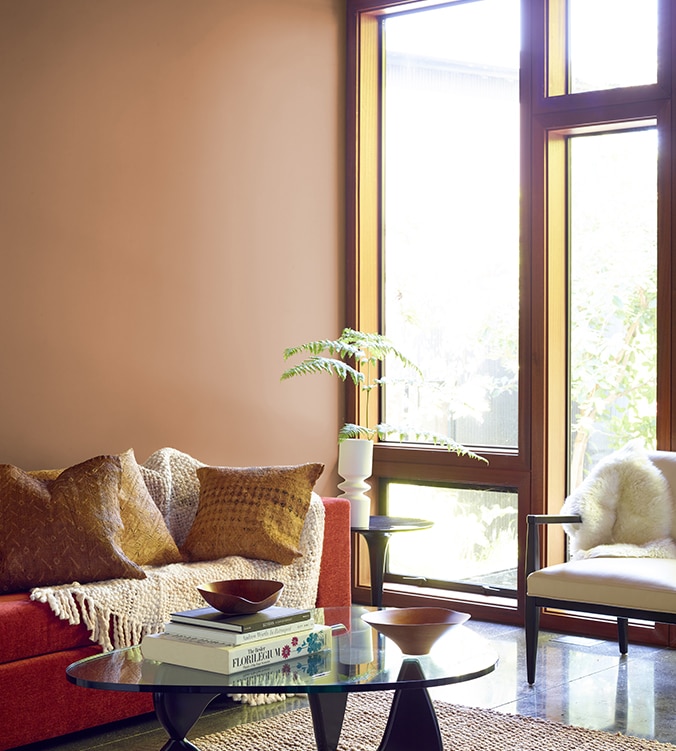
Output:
top-left (197, 579), bottom-right (284, 614)
top-left (361, 607), bottom-right (470, 655)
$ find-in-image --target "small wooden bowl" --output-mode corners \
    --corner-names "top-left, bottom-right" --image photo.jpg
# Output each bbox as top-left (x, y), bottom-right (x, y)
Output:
top-left (361, 607), bottom-right (470, 655)
top-left (197, 579), bottom-right (284, 614)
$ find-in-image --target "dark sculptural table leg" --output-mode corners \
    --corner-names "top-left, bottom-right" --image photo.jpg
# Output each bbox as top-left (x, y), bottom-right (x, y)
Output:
top-left (360, 530), bottom-right (393, 607)
top-left (378, 660), bottom-right (443, 751)
top-left (308, 692), bottom-right (348, 751)
top-left (154, 691), bottom-right (220, 751)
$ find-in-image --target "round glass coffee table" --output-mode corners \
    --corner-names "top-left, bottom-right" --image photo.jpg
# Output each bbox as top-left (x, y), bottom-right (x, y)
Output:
top-left (66, 606), bottom-right (497, 751)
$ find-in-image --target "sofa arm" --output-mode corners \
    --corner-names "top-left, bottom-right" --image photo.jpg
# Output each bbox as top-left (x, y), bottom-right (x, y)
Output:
top-left (525, 514), bottom-right (582, 578)
top-left (316, 497), bottom-right (351, 607)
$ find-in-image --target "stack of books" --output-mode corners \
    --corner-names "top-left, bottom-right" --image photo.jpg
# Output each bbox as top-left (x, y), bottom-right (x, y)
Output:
top-left (140, 605), bottom-right (332, 675)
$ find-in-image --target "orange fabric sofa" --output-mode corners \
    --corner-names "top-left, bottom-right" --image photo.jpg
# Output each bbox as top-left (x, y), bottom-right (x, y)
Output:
top-left (0, 497), bottom-right (351, 750)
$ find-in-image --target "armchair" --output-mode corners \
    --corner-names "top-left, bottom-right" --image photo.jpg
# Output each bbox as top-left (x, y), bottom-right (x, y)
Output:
top-left (525, 445), bottom-right (676, 684)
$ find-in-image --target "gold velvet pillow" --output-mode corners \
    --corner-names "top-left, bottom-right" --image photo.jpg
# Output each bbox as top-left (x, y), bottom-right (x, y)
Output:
top-left (182, 463), bottom-right (324, 565)
top-left (0, 455), bottom-right (146, 593)
top-left (30, 449), bottom-right (183, 567)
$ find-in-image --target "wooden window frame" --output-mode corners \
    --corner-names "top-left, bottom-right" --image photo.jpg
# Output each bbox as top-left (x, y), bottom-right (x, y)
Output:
top-left (346, 0), bottom-right (676, 643)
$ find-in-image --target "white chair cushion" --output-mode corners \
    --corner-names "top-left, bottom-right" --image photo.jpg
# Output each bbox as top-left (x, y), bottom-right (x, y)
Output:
top-left (527, 557), bottom-right (676, 613)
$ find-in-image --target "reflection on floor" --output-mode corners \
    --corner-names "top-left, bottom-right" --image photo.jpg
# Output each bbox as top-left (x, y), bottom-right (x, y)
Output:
top-left (430, 620), bottom-right (676, 745)
top-left (21, 619), bottom-right (676, 750)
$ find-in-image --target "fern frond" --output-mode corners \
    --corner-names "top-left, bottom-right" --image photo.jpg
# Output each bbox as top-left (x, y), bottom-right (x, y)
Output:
top-left (346, 330), bottom-right (422, 373)
top-left (283, 339), bottom-right (340, 359)
top-left (283, 329), bottom-right (422, 376)
top-left (374, 424), bottom-right (488, 463)
top-left (283, 330), bottom-right (365, 362)
top-left (338, 422), bottom-right (487, 463)
top-left (281, 330), bottom-right (488, 460)
top-left (281, 357), bottom-right (364, 385)
top-left (338, 424), bottom-right (377, 442)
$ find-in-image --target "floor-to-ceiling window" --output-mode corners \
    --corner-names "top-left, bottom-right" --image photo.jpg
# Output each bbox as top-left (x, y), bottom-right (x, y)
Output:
top-left (567, 127), bottom-right (657, 487)
top-left (380, 0), bottom-right (521, 596)
top-left (346, 0), bottom-right (673, 637)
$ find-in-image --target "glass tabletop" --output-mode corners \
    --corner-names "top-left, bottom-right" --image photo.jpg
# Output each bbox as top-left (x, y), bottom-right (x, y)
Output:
top-left (66, 606), bottom-right (497, 696)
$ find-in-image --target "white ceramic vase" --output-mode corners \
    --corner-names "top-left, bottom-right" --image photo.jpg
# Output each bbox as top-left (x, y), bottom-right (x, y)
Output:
top-left (337, 438), bottom-right (374, 529)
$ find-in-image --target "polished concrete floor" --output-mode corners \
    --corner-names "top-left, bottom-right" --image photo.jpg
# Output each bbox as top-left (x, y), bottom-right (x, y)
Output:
top-left (20, 619), bottom-right (676, 750)
top-left (430, 620), bottom-right (676, 745)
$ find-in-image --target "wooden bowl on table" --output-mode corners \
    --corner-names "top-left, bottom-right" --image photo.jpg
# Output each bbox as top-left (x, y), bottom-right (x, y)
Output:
top-left (197, 579), bottom-right (284, 615)
top-left (361, 607), bottom-right (470, 655)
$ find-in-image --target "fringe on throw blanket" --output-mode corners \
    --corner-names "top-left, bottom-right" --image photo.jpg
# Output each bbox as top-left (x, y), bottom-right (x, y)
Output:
top-left (31, 558), bottom-right (320, 707)
top-left (31, 559), bottom-right (262, 651)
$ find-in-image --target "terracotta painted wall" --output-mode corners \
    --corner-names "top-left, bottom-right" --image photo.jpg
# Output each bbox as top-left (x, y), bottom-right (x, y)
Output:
top-left (0, 0), bottom-right (344, 495)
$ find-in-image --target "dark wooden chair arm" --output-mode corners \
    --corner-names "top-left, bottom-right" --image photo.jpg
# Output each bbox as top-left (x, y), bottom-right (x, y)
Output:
top-left (525, 514), bottom-right (582, 577)
top-left (527, 514), bottom-right (582, 526)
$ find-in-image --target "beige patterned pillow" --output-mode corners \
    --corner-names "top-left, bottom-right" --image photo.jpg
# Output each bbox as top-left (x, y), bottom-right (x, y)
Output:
top-left (140, 448), bottom-right (205, 547)
top-left (0, 455), bottom-right (146, 593)
top-left (30, 449), bottom-right (182, 567)
top-left (181, 463), bottom-right (324, 565)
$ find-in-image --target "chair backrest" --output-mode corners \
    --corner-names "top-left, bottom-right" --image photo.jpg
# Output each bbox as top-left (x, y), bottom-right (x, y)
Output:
top-left (648, 451), bottom-right (676, 538)
top-left (562, 445), bottom-right (675, 556)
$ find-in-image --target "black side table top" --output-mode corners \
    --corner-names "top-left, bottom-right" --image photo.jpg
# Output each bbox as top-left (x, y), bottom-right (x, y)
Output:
top-left (352, 516), bottom-right (434, 534)
top-left (351, 516), bottom-right (434, 606)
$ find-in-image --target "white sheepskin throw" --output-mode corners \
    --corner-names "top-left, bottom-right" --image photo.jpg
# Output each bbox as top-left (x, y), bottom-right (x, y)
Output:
top-left (561, 442), bottom-right (676, 560)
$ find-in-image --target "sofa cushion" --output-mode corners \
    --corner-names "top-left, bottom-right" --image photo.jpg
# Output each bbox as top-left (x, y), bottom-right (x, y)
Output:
top-left (527, 557), bottom-right (676, 612)
top-left (30, 450), bottom-right (183, 567)
top-left (0, 593), bottom-right (92, 664)
top-left (182, 463), bottom-right (324, 565)
top-left (0, 456), bottom-right (145, 593)
top-left (0, 645), bottom-right (153, 750)
top-left (115, 449), bottom-right (183, 566)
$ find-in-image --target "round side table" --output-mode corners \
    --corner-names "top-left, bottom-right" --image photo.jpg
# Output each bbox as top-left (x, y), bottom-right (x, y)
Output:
top-left (352, 516), bottom-right (433, 607)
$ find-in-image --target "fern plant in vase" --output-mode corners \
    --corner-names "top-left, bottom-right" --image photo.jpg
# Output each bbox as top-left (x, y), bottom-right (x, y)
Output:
top-left (281, 328), bottom-right (485, 527)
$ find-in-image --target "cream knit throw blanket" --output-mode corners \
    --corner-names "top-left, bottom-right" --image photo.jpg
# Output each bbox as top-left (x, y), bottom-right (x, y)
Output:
top-left (30, 556), bottom-right (319, 652)
top-left (30, 494), bottom-right (325, 705)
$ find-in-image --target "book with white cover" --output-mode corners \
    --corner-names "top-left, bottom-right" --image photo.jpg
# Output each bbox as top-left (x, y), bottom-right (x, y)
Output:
top-left (141, 623), bottom-right (332, 675)
top-left (163, 616), bottom-right (314, 645)
top-left (142, 649), bottom-right (336, 687)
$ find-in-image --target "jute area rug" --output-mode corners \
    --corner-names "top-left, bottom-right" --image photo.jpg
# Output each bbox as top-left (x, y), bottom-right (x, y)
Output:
top-left (194, 692), bottom-right (676, 750)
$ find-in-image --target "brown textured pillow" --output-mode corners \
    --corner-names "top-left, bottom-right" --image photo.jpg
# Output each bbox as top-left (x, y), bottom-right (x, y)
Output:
top-left (28, 468), bottom-right (62, 480)
top-left (0, 455), bottom-right (146, 593)
top-left (116, 449), bottom-right (183, 566)
top-left (182, 463), bottom-right (324, 565)
top-left (30, 449), bottom-right (183, 566)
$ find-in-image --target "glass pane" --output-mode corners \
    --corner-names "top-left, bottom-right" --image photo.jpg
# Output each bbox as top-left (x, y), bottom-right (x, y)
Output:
top-left (568, 128), bottom-right (657, 488)
top-left (386, 482), bottom-right (518, 591)
top-left (382, 0), bottom-right (520, 449)
top-left (569, 0), bottom-right (658, 93)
